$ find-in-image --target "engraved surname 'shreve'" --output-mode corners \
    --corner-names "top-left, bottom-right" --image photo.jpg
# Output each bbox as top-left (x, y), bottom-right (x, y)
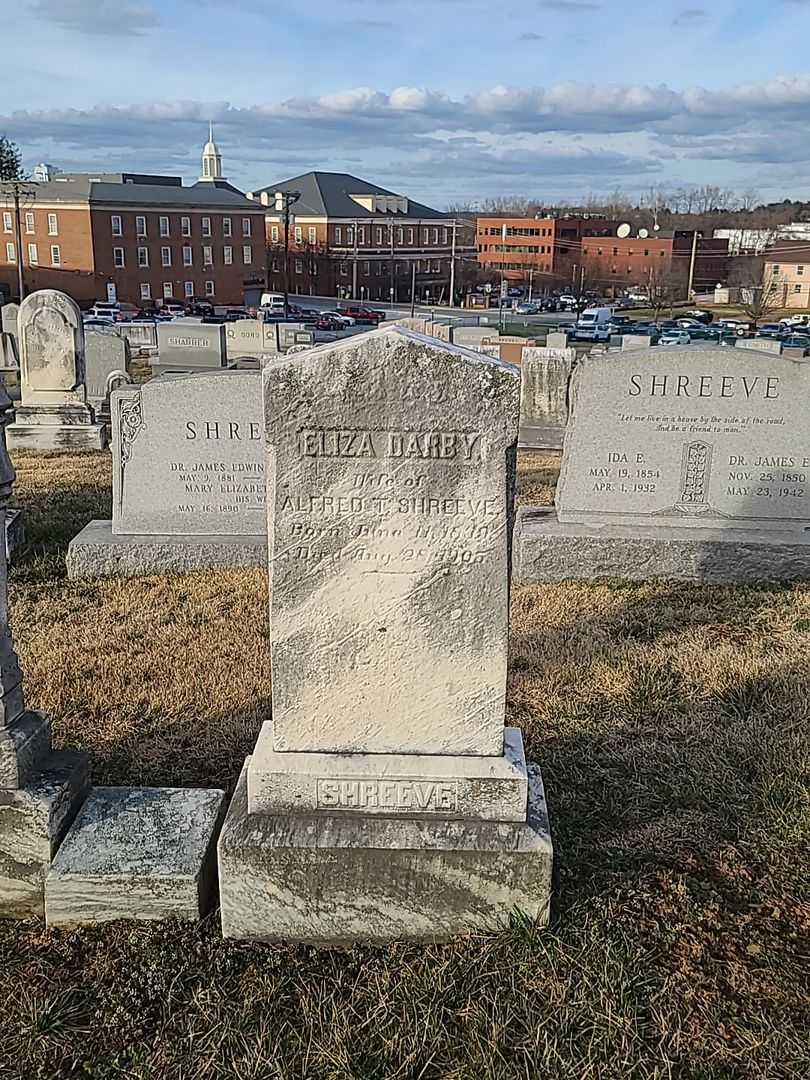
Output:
top-left (316, 777), bottom-right (459, 812)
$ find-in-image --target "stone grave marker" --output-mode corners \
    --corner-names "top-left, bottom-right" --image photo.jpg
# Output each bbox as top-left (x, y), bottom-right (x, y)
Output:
top-left (67, 370), bottom-right (266, 578)
top-left (514, 345), bottom-right (810, 583)
top-left (85, 329), bottom-right (131, 414)
top-left (225, 319), bottom-right (267, 359)
top-left (218, 325), bottom-right (553, 943)
top-left (153, 322), bottom-right (226, 375)
top-left (1, 303), bottom-right (18, 344)
top-left (6, 290), bottom-right (105, 450)
top-left (519, 345), bottom-right (575, 450)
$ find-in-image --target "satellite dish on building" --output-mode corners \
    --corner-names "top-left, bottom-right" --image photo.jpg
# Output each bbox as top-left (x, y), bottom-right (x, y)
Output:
top-left (653, 223), bottom-right (661, 231)
top-left (617, 223), bottom-right (631, 238)
top-left (638, 228), bottom-right (649, 239)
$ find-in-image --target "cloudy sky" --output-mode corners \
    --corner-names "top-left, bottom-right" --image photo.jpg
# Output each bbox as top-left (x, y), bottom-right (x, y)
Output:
top-left (3, 0), bottom-right (810, 207)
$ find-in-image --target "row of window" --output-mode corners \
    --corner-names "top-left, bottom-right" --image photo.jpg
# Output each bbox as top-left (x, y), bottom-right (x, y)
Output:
top-left (5, 243), bottom-right (61, 266)
top-left (269, 258), bottom-right (445, 276)
top-left (3, 211), bottom-right (60, 235)
top-left (481, 226), bottom-right (553, 237)
top-left (113, 245), bottom-right (252, 269)
top-left (588, 247), bottom-right (666, 258)
top-left (138, 281), bottom-right (217, 300)
top-left (479, 244), bottom-right (553, 255)
top-left (770, 265), bottom-right (805, 276)
top-left (111, 214), bottom-right (253, 239)
top-left (486, 261), bottom-right (552, 273)
top-left (271, 225), bottom-right (452, 247)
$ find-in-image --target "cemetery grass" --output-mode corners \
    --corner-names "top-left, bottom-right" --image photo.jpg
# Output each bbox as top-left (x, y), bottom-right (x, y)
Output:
top-left (0, 449), bottom-right (808, 1080)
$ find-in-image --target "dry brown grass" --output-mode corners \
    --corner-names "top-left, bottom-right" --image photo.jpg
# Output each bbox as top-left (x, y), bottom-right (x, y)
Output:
top-left (0, 448), bottom-right (807, 1080)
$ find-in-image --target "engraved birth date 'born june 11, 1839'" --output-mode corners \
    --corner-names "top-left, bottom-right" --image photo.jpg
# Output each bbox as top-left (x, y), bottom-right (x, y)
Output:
top-left (556, 347), bottom-right (810, 533)
top-left (264, 326), bottom-right (520, 759)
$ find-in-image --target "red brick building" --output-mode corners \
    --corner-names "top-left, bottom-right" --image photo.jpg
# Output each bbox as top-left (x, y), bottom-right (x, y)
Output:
top-left (0, 172), bottom-right (266, 307)
top-left (247, 172), bottom-right (475, 304)
top-left (580, 231), bottom-right (729, 294)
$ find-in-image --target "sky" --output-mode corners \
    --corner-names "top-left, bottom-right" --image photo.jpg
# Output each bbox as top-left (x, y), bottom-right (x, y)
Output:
top-left (3, 0), bottom-right (810, 208)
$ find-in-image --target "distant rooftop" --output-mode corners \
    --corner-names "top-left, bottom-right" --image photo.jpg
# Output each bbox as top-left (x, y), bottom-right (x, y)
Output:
top-left (2, 177), bottom-right (259, 210)
top-left (247, 171), bottom-right (448, 219)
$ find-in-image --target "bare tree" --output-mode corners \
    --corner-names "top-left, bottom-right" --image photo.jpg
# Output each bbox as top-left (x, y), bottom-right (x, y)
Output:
top-left (729, 257), bottom-right (785, 327)
top-left (647, 262), bottom-right (689, 322)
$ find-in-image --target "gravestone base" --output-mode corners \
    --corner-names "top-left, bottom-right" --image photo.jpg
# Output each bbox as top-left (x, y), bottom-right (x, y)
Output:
top-left (45, 786), bottom-right (226, 927)
top-left (518, 422), bottom-right (565, 451)
top-left (247, 721), bottom-right (529, 822)
top-left (0, 750), bottom-right (90, 918)
top-left (0, 711), bottom-right (51, 788)
top-left (219, 761), bottom-right (553, 944)
top-left (7, 406), bottom-right (106, 451)
top-left (66, 520), bottom-right (267, 579)
top-left (6, 508), bottom-right (24, 561)
top-left (515, 506), bottom-right (810, 584)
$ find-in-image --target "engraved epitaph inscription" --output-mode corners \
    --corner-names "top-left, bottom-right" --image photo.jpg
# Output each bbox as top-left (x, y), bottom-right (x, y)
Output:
top-left (264, 327), bottom-right (520, 756)
top-left (557, 347), bottom-right (810, 531)
top-left (316, 778), bottom-right (459, 813)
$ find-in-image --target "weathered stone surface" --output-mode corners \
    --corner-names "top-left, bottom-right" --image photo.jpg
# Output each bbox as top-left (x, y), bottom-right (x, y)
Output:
top-left (67, 520), bottom-right (266, 579)
top-left (111, 370), bottom-right (264, 536)
top-left (219, 761), bottom-right (552, 944)
top-left (224, 319), bottom-right (277, 359)
top-left (156, 322), bottom-right (226, 369)
top-left (545, 331), bottom-right (569, 349)
top-left (0, 332), bottom-right (18, 372)
top-left (0, 712), bottom-right (50, 789)
top-left (120, 321), bottom-right (158, 352)
top-left (5, 508), bottom-right (24, 561)
top-left (247, 722), bottom-right (528, 821)
top-left (558, 347), bottom-right (810, 534)
top-left (451, 326), bottom-right (492, 351)
top-left (621, 334), bottom-right (654, 351)
top-left (0, 751), bottom-right (90, 918)
top-left (1, 303), bottom-right (18, 342)
top-left (264, 326), bottom-right (519, 756)
top-left (85, 330), bottom-right (131, 407)
top-left (46, 786), bottom-right (226, 927)
top-left (740, 339), bottom-right (783, 356)
top-left (519, 346), bottom-right (575, 450)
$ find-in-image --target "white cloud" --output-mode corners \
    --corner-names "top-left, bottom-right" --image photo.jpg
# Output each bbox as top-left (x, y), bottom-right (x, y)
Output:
top-left (28, 0), bottom-right (160, 35)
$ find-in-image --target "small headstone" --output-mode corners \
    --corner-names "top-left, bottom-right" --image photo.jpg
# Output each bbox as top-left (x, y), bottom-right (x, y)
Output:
top-left (0, 332), bottom-right (18, 372)
top-left (519, 346), bottom-right (575, 450)
top-left (514, 346), bottom-right (810, 584)
top-left (1, 303), bottom-right (18, 344)
top-left (545, 331), bottom-right (569, 349)
top-left (452, 326), bottom-right (494, 351)
top-left (225, 319), bottom-right (267, 360)
top-left (219, 327), bottom-right (553, 943)
top-left (154, 322), bottom-right (226, 374)
top-left (622, 334), bottom-right (653, 351)
top-left (120, 321), bottom-right (158, 353)
top-left (84, 330), bottom-right (131, 411)
top-left (6, 290), bottom-right (105, 450)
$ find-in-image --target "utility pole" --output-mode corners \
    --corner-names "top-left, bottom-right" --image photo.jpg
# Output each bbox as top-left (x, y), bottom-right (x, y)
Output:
top-left (410, 261), bottom-right (416, 317)
top-left (352, 219), bottom-right (358, 300)
top-left (277, 190), bottom-right (301, 320)
top-left (4, 181), bottom-right (34, 301)
top-left (389, 221), bottom-right (395, 307)
top-left (449, 219), bottom-right (457, 309)
top-left (687, 229), bottom-right (698, 299)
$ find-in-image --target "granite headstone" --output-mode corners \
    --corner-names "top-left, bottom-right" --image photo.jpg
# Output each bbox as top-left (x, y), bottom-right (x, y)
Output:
top-left (519, 346), bottom-right (575, 450)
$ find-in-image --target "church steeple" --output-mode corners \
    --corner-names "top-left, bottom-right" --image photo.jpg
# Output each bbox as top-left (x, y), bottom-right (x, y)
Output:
top-left (199, 122), bottom-right (225, 182)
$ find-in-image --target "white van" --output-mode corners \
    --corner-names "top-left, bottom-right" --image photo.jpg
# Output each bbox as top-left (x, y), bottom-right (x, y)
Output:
top-left (573, 306), bottom-right (612, 341)
top-left (260, 292), bottom-right (286, 313)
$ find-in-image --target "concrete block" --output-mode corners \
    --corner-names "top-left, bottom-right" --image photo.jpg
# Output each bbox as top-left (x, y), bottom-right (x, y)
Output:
top-left (46, 786), bottom-right (226, 927)
top-left (6, 423), bottom-right (106, 451)
top-left (219, 760), bottom-right (553, 944)
top-left (247, 722), bottom-right (528, 822)
top-left (0, 751), bottom-right (90, 918)
top-left (66, 520), bottom-right (266, 579)
top-left (514, 505), bottom-right (810, 584)
top-left (0, 711), bottom-right (50, 789)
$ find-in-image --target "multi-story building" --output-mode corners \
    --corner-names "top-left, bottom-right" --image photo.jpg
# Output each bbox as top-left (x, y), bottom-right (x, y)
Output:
top-left (246, 172), bottom-right (475, 303)
top-left (580, 230), bottom-right (729, 294)
top-left (762, 241), bottom-right (810, 308)
top-left (0, 133), bottom-right (266, 307)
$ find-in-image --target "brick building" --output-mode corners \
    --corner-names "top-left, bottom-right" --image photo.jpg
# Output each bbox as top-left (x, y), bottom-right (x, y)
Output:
top-left (580, 231), bottom-right (729, 294)
top-left (247, 172), bottom-right (475, 303)
top-left (0, 138), bottom-right (266, 307)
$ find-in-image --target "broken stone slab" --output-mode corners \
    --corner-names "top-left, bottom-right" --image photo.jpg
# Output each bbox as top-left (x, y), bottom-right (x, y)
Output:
top-left (0, 712), bottom-right (50, 789)
top-left (45, 786), bottom-right (226, 927)
top-left (247, 722), bottom-right (528, 822)
top-left (66, 520), bottom-right (266, 579)
top-left (0, 750), bottom-right (90, 918)
top-left (219, 760), bottom-right (553, 945)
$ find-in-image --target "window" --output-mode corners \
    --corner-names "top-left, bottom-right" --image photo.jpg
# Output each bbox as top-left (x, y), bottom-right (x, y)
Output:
top-left (50, 245), bottom-right (61, 266)
top-left (271, 258), bottom-right (279, 272)
top-left (772, 265), bottom-right (780, 276)
top-left (2, 212), bottom-right (12, 232)
top-left (432, 228), bottom-right (438, 245)
top-left (27, 243), bottom-right (38, 265)
top-left (347, 226), bottom-right (354, 244)
top-left (339, 260), bottom-right (348, 276)
top-left (433, 260), bottom-right (440, 273)
top-left (271, 225), bottom-right (279, 243)
top-left (798, 265), bottom-right (805, 276)
top-left (24, 212), bottom-right (34, 234)
top-left (111, 215), bottom-right (122, 237)
top-left (223, 217), bottom-right (232, 237)
top-left (181, 217), bottom-right (191, 237)
top-left (113, 247), bottom-right (125, 267)
top-left (407, 228), bottom-right (414, 244)
top-left (422, 228), bottom-right (429, 244)
top-left (335, 226), bottom-right (342, 244)
top-left (161, 246), bottom-right (172, 267)
top-left (242, 245), bottom-right (252, 264)
top-left (136, 215), bottom-right (147, 237)
top-left (308, 227), bottom-right (317, 244)
top-left (47, 213), bottom-right (58, 235)
top-left (363, 260), bottom-right (371, 274)
top-left (203, 245), bottom-right (213, 266)
top-left (184, 281), bottom-right (194, 297)
top-left (138, 247), bottom-right (149, 267)
top-left (140, 283), bottom-right (151, 300)
top-left (205, 280), bottom-right (215, 297)
top-left (183, 246), bottom-right (192, 266)
top-left (223, 246), bottom-right (233, 265)
top-left (242, 218), bottom-right (251, 237)
top-left (163, 282), bottom-right (173, 298)
top-left (794, 283), bottom-right (803, 293)
top-left (294, 226), bottom-right (302, 244)
top-left (202, 217), bottom-right (211, 237)
top-left (358, 227), bottom-right (366, 245)
top-left (397, 227), bottom-right (403, 244)
top-left (5, 243), bottom-right (15, 262)
top-left (443, 228), bottom-right (448, 245)
top-left (376, 227), bottom-right (383, 245)
top-left (159, 216), bottom-right (170, 237)
top-left (294, 258), bottom-right (303, 274)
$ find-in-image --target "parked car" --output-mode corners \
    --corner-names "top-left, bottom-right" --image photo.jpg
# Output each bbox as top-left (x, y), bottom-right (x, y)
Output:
top-left (686, 309), bottom-right (713, 324)
top-left (83, 317), bottom-right (118, 330)
top-left (781, 333), bottom-right (810, 349)
top-left (87, 302), bottom-right (122, 322)
top-left (572, 306), bottom-right (612, 342)
top-left (320, 310), bottom-right (355, 327)
top-left (779, 314), bottom-right (810, 328)
top-left (315, 314), bottom-right (344, 331)
top-left (675, 318), bottom-right (706, 330)
top-left (757, 323), bottom-right (786, 338)
top-left (338, 304), bottom-right (385, 324)
top-left (558, 294), bottom-right (577, 310)
top-left (515, 302), bottom-right (539, 315)
top-left (160, 303), bottom-right (186, 318)
top-left (659, 329), bottom-right (691, 346)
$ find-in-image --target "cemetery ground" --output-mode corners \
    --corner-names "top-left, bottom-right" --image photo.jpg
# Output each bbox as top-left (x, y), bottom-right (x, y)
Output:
top-left (0, 449), bottom-right (807, 1080)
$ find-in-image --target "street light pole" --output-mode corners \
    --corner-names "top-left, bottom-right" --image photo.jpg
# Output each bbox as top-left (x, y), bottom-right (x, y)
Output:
top-left (410, 261), bottom-right (416, 317)
top-left (12, 186), bottom-right (25, 301)
top-left (279, 190), bottom-right (301, 320)
top-left (449, 219), bottom-right (457, 309)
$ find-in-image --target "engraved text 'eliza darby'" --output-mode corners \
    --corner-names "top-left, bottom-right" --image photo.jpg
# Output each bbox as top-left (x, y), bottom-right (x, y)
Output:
top-left (299, 429), bottom-right (482, 460)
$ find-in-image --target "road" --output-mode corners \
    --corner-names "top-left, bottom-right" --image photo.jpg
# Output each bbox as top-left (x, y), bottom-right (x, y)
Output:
top-left (285, 294), bottom-right (577, 327)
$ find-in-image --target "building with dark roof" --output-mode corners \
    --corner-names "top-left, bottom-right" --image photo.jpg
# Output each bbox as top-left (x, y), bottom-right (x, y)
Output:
top-left (0, 131), bottom-right (265, 306)
top-left (246, 171), bottom-right (474, 303)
